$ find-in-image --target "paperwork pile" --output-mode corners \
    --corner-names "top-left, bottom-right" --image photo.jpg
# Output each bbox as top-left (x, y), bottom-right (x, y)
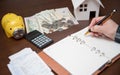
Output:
top-left (7, 48), bottom-right (54, 75)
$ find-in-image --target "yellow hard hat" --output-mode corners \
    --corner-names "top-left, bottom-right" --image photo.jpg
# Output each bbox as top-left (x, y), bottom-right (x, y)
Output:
top-left (1, 13), bottom-right (25, 39)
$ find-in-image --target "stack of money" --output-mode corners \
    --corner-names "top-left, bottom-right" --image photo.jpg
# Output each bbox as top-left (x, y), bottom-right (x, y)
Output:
top-left (24, 7), bottom-right (79, 34)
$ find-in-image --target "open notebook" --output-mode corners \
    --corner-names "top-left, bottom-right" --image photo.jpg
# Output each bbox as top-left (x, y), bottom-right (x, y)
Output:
top-left (44, 27), bottom-right (120, 75)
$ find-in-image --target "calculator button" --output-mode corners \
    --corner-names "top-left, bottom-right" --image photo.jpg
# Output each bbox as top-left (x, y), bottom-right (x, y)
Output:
top-left (24, 30), bottom-right (53, 49)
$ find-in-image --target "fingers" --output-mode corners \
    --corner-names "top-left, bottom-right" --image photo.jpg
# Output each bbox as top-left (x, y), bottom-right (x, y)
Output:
top-left (91, 25), bottom-right (103, 33)
top-left (89, 16), bottom-right (105, 28)
top-left (89, 18), bottom-right (97, 28)
top-left (88, 16), bottom-right (118, 40)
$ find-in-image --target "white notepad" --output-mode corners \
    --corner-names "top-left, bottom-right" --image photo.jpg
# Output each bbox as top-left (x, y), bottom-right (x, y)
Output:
top-left (44, 27), bottom-right (120, 75)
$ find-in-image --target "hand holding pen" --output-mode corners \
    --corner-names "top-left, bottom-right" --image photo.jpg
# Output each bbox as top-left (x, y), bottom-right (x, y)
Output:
top-left (85, 9), bottom-right (119, 40)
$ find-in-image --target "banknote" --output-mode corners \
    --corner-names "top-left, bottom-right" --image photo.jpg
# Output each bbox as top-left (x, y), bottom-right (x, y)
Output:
top-left (24, 16), bottom-right (43, 33)
top-left (55, 7), bottom-right (79, 24)
top-left (24, 7), bottom-right (79, 34)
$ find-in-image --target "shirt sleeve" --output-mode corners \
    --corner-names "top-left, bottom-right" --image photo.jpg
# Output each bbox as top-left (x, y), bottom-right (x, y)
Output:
top-left (115, 25), bottom-right (120, 43)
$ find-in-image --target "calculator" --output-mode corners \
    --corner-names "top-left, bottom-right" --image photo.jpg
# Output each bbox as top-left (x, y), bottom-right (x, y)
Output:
top-left (24, 30), bottom-right (53, 49)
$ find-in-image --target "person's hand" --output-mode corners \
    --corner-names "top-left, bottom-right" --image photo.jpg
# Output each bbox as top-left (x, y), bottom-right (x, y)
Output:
top-left (89, 16), bottom-right (118, 40)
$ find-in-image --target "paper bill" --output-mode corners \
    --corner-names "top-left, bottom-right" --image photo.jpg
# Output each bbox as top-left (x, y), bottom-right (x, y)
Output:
top-left (55, 7), bottom-right (79, 24)
top-left (24, 16), bottom-right (43, 33)
top-left (24, 7), bottom-right (79, 34)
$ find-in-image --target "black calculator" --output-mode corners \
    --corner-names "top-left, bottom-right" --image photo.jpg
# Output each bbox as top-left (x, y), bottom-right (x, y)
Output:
top-left (24, 30), bottom-right (53, 49)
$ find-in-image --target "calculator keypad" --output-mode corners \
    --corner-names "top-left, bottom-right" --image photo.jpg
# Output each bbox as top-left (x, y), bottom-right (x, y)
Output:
top-left (31, 35), bottom-right (52, 48)
top-left (24, 30), bottom-right (53, 49)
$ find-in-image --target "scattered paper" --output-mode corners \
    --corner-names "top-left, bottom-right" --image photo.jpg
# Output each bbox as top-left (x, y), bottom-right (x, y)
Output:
top-left (7, 48), bottom-right (54, 75)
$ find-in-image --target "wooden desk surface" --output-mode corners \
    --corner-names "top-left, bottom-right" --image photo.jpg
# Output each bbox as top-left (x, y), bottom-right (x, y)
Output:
top-left (0, 0), bottom-right (120, 75)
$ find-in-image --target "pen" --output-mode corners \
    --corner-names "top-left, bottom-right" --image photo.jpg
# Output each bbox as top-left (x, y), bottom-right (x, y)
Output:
top-left (85, 9), bottom-right (116, 35)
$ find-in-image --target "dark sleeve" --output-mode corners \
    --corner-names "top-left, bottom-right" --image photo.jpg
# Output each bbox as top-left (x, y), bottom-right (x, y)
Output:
top-left (115, 25), bottom-right (120, 43)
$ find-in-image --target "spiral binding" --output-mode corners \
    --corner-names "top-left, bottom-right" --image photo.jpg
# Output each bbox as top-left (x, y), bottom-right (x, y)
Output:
top-left (69, 35), bottom-right (105, 57)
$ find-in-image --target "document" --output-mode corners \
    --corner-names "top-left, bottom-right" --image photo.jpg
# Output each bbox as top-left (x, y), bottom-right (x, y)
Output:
top-left (44, 27), bottom-right (120, 75)
top-left (7, 48), bottom-right (54, 75)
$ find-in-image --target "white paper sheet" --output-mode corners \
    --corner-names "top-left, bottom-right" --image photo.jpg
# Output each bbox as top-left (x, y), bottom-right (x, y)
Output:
top-left (7, 48), bottom-right (54, 75)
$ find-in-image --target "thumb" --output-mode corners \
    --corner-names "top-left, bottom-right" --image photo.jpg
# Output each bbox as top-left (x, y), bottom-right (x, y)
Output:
top-left (91, 25), bottom-right (103, 33)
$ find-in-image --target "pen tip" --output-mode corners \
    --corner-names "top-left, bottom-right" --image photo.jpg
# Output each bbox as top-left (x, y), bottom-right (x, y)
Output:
top-left (85, 31), bottom-right (89, 35)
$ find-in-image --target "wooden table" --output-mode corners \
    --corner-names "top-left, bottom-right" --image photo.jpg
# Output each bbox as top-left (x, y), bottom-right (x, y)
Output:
top-left (0, 0), bottom-right (120, 75)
